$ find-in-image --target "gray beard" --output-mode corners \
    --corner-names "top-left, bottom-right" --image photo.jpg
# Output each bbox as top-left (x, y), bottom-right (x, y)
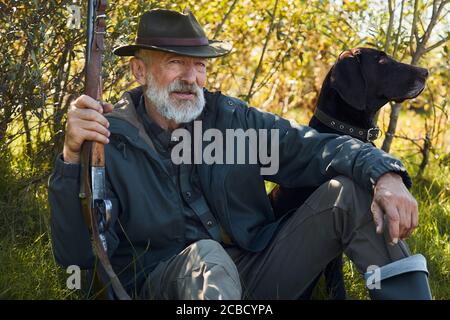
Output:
top-left (145, 74), bottom-right (205, 124)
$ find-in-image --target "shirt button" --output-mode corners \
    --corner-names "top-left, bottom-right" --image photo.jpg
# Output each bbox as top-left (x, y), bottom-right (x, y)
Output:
top-left (206, 220), bottom-right (213, 227)
top-left (185, 191), bottom-right (192, 199)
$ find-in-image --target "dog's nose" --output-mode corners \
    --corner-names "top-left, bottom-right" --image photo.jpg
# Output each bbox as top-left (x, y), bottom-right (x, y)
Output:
top-left (419, 68), bottom-right (429, 79)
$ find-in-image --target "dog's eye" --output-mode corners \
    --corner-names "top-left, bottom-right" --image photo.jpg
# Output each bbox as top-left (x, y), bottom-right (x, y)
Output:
top-left (378, 54), bottom-right (388, 64)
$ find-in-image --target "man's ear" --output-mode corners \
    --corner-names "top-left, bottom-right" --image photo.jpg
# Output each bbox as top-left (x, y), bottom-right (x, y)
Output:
top-left (130, 57), bottom-right (147, 86)
top-left (330, 55), bottom-right (367, 110)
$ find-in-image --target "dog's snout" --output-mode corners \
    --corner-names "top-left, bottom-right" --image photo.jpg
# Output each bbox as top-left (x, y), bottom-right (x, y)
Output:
top-left (419, 68), bottom-right (429, 79)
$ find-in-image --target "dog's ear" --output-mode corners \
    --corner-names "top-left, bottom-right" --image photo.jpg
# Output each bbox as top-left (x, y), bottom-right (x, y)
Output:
top-left (330, 53), bottom-right (367, 110)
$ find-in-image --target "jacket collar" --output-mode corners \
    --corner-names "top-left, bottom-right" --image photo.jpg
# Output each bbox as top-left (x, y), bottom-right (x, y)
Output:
top-left (107, 86), bottom-right (156, 150)
top-left (106, 86), bottom-right (221, 149)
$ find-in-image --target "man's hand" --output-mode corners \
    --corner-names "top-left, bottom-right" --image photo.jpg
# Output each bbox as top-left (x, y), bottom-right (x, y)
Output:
top-left (371, 172), bottom-right (419, 245)
top-left (63, 95), bottom-right (114, 164)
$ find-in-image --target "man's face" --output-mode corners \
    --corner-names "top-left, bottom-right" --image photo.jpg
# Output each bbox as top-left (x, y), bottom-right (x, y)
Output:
top-left (148, 51), bottom-right (207, 98)
top-left (139, 50), bottom-right (208, 124)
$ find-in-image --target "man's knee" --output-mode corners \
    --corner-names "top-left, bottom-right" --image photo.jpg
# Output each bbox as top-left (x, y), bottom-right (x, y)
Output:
top-left (192, 239), bottom-right (224, 255)
top-left (328, 175), bottom-right (361, 194)
top-left (305, 175), bottom-right (371, 213)
top-left (188, 239), bottom-right (242, 299)
top-left (330, 175), bottom-right (355, 188)
top-left (329, 176), bottom-right (372, 210)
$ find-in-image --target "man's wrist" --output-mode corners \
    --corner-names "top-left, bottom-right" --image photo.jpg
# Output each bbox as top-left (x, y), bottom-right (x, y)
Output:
top-left (63, 146), bottom-right (80, 164)
top-left (369, 160), bottom-right (412, 191)
top-left (375, 172), bottom-right (402, 185)
top-left (372, 171), bottom-right (409, 192)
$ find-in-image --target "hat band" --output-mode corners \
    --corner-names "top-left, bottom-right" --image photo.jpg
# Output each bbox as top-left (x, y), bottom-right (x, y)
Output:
top-left (136, 36), bottom-right (209, 47)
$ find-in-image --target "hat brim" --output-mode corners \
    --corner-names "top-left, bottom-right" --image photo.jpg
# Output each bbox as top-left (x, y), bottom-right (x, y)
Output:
top-left (113, 40), bottom-right (232, 58)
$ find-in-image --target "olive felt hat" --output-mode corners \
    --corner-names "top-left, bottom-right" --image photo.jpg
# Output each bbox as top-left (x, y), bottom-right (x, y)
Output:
top-left (113, 9), bottom-right (232, 58)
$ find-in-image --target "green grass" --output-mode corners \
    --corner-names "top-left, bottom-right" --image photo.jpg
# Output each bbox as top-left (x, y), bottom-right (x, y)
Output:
top-left (0, 150), bottom-right (448, 299)
top-left (0, 238), bottom-right (78, 299)
top-left (340, 161), bottom-right (450, 300)
top-left (0, 152), bottom-right (79, 299)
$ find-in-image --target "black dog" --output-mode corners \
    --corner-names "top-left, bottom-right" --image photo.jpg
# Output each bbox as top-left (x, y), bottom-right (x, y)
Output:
top-left (269, 47), bottom-right (428, 299)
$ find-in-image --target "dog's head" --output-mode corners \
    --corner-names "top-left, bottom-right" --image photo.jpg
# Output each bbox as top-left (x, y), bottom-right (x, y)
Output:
top-left (330, 47), bottom-right (428, 113)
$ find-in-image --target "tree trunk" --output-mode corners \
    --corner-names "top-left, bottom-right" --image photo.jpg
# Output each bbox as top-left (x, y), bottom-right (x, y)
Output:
top-left (245, 0), bottom-right (279, 102)
top-left (381, 102), bottom-right (401, 152)
top-left (0, 108), bottom-right (12, 143)
top-left (381, 0), bottom-right (448, 153)
top-left (417, 133), bottom-right (431, 177)
top-left (21, 107), bottom-right (33, 159)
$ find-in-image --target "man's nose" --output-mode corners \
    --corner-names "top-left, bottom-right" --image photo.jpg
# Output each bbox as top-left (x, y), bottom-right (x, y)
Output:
top-left (180, 66), bottom-right (197, 84)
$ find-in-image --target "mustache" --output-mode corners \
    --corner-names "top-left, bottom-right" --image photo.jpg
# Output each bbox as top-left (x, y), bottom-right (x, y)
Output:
top-left (145, 74), bottom-right (205, 124)
top-left (167, 80), bottom-right (202, 95)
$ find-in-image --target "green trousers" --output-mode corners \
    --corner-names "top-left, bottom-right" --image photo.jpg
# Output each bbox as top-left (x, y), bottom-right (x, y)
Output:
top-left (141, 176), bottom-right (410, 299)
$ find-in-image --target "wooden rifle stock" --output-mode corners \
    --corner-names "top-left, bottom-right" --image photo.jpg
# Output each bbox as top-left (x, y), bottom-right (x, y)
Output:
top-left (79, 0), bottom-right (131, 300)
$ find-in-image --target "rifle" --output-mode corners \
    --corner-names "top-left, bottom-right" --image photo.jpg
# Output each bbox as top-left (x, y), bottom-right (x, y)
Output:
top-left (79, 0), bottom-right (131, 300)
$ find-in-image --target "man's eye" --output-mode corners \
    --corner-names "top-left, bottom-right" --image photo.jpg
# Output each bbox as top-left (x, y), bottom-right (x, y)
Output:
top-left (170, 60), bottom-right (181, 64)
top-left (196, 62), bottom-right (206, 67)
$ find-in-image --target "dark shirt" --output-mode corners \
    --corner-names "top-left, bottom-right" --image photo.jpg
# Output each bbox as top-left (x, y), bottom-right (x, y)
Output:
top-left (136, 96), bottom-right (225, 246)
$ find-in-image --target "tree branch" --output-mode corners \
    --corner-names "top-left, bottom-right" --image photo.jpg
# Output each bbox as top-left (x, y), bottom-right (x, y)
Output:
top-left (409, 0), bottom-right (419, 56)
top-left (385, 0), bottom-right (395, 53)
top-left (393, 0), bottom-right (405, 58)
top-left (245, 0), bottom-right (279, 102)
top-left (425, 37), bottom-right (448, 53)
top-left (421, 0), bottom-right (448, 49)
top-left (213, 0), bottom-right (239, 39)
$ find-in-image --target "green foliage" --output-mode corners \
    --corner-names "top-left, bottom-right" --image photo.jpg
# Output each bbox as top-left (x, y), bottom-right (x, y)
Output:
top-left (0, 0), bottom-right (448, 299)
top-left (0, 238), bottom-right (78, 299)
top-left (407, 167), bottom-right (450, 299)
top-left (308, 159), bottom-right (450, 300)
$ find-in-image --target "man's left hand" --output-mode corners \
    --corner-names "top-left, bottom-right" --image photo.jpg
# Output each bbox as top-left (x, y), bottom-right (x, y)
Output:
top-left (371, 172), bottom-right (419, 245)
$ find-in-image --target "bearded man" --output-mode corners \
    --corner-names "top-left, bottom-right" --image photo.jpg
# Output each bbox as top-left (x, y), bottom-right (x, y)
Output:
top-left (48, 9), bottom-right (432, 300)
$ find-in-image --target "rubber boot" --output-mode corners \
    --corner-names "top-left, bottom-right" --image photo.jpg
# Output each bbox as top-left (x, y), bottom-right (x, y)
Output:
top-left (364, 254), bottom-right (432, 300)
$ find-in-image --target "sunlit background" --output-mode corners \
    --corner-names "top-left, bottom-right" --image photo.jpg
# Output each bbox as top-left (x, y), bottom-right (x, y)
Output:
top-left (0, 0), bottom-right (448, 299)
